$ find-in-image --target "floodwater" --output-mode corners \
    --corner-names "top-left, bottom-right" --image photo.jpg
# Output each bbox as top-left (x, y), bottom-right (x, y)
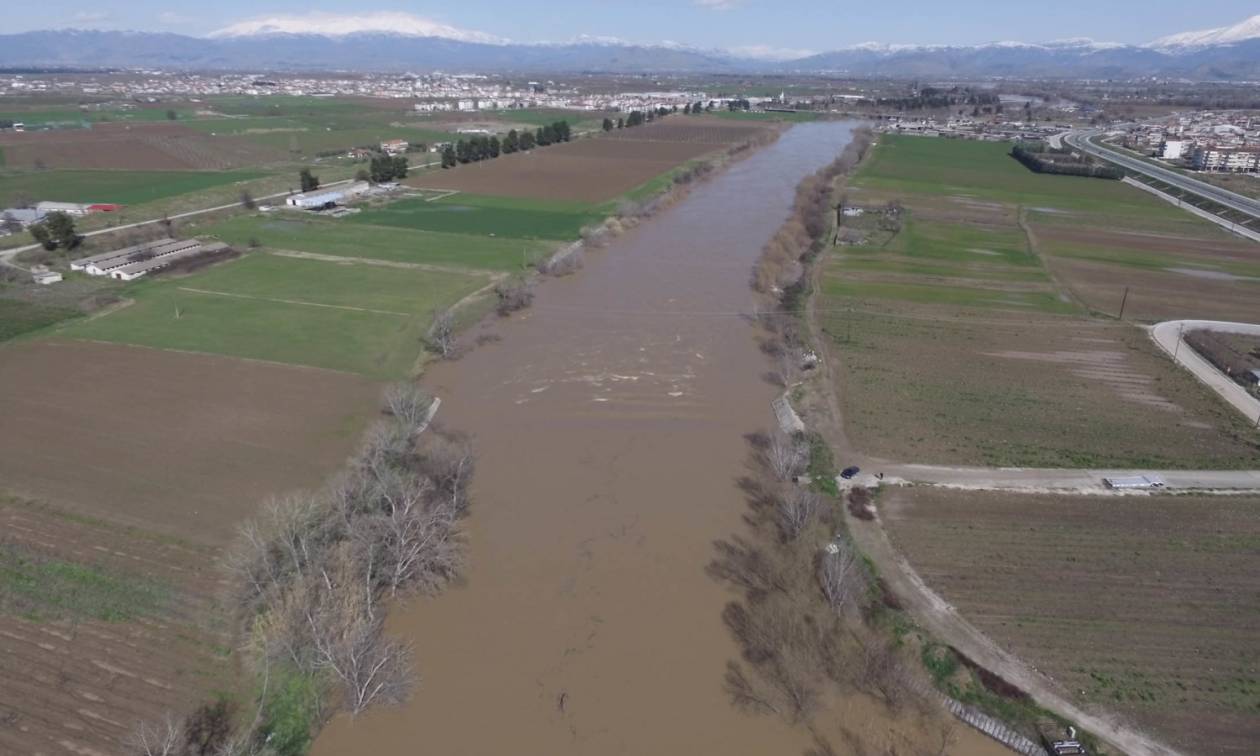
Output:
top-left (314, 122), bottom-right (1005, 755)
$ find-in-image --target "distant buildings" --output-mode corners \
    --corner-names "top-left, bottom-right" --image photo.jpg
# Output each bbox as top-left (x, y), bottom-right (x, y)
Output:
top-left (1192, 146), bottom-right (1260, 173)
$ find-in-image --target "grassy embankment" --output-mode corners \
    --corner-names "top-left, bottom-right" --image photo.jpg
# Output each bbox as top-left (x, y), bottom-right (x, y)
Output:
top-left (821, 134), bottom-right (1260, 468)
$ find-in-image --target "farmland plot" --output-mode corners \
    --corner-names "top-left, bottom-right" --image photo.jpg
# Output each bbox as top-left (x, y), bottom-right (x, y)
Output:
top-left (0, 122), bottom-right (283, 171)
top-left (414, 117), bottom-right (776, 202)
top-left (60, 253), bottom-right (488, 377)
top-left (882, 489), bottom-right (1260, 755)
top-left (824, 134), bottom-right (1260, 466)
top-left (0, 496), bottom-right (236, 756)
top-left (0, 340), bottom-right (379, 541)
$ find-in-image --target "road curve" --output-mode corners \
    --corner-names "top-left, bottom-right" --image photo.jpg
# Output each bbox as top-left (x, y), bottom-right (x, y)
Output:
top-left (1150, 319), bottom-right (1260, 425)
top-left (1065, 130), bottom-right (1260, 220)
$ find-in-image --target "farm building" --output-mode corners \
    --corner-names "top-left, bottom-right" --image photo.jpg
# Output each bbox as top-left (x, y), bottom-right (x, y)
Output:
top-left (0, 208), bottom-right (43, 227)
top-left (380, 139), bottom-right (409, 155)
top-left (285, 181), bottom-right (371, 209)
top-left (70, 238), bottom-right (205, 278)
top-left (36, 201), bottom-right (92, 216)
top-left (30, 265), bottom-right (62, 285)
top-left (110, 241), bottom-right (227, 281)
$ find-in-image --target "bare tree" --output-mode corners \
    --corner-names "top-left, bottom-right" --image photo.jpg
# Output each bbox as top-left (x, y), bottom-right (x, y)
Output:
top-left (723, 660), bottom-right (780, 717)
top-left (818, 537), bottom-right (863, 614)
top-left (383, 382), bottom-right (432, 430)
top-left (415, 430), bottom-right (476, 517)
top-left (777, 488), bottom-right (820, 541)
top-left (367, 468), bottom-right (461, 595)
top-left (859, 637), bottom-right (909, 711)
top-left (494, 279), bottom-right (534, 317)
top-left (128, 713), bottom-right (181, 756)
top-left (427, 309), bottom-right (457, 358)
top-left (303, 547), bottom-right (414, 714)
top-left (764, 432), bottom-right (807, 482)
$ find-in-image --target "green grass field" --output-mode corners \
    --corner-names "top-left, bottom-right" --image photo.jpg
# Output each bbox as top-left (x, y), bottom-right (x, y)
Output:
top-left (0, 540), bottom-right (171, 622)
top-left (855, 135), bottom-right (1171, 217)
top-left (351, 193), bottom-right (604, 240)
top-left (0, 299), bottom-right (79, 342)
top-left (201, 214), bottom-right (555, 271)
top-left (0, 169), bottom-right (265, 205)
top-left (820, 133), bottom-right (1260, 468)
top-left (61, 254), bottom-right (486, 377)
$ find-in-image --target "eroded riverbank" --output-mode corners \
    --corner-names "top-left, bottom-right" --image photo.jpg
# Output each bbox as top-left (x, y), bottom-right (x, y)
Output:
top-left (313, 122), bottom-right (1004, 755)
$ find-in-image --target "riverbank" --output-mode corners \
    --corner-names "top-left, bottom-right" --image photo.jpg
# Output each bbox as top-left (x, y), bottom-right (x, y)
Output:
top-left (309, 121), bottom-right (1006, 755)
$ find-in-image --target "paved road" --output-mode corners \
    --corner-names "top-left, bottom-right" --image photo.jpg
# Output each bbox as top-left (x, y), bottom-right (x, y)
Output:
top-left (1065, 130), bottom-right (1260, 220)
top-left (1150, 319), bottom-right (1260, 424)
top-left (861, 463), bottom-right (1260, 492)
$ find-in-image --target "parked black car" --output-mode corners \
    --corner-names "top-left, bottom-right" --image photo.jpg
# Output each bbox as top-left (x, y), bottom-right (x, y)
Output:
top-left (840, 466), bottom-right (861, 480)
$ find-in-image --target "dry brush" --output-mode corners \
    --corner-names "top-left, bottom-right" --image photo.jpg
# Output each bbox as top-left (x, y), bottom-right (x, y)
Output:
top-left (134, 382), bottom-right (475, 752)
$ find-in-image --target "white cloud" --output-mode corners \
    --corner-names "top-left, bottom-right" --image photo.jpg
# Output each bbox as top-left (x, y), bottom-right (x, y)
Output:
top-left (694, 0), bottom-right (739, 10)
top-left (209, 11), bottom-right (505, 43)
top-left (71, 11), bottom-right (111, 24)
top-left (728, 44), bottom-right (815, 61)
top-left (159, 11), bottom-right (194, 26)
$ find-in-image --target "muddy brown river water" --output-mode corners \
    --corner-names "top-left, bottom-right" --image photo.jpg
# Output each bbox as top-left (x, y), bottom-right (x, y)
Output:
top-left (314, 123), bottom-right (1006, 755)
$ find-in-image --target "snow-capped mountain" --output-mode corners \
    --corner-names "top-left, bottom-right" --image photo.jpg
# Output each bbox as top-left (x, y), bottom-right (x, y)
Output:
top-left (3, 13), bottom-right (1260, 78)
top-left (1150, 13), bottom-right (1260, 49)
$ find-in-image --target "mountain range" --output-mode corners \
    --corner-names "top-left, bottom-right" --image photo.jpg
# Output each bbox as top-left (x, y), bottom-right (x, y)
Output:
top-left (3, 14), bottom-right (1260, 79)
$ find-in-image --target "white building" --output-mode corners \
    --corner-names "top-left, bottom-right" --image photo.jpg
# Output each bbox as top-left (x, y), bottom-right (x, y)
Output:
top-left (36, 201), bottom-right (90, 216)
top-left (285, 181), bottom-right (372, 209)
top-left (1160, 140), bottom-right (1185, 160)
top-left (1193, 146), bottom-right (1260, 173)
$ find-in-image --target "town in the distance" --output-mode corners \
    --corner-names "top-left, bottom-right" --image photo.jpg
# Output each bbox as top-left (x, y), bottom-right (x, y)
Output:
top-left (0, 7), bottom-right (1258, 756)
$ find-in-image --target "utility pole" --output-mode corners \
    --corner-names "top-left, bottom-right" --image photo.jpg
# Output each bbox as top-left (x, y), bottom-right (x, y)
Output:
top-left (1118, 287), bottom-right (1129, 320)
top-left (1174, 323), bottom-right (1184, 360)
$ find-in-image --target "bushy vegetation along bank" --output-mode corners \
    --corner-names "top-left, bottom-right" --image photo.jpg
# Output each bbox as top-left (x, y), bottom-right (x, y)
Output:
top-left (131, 383), bottom-right (474, 755)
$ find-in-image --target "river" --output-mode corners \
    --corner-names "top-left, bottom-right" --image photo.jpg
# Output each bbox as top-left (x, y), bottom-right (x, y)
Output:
top-left (313, 122), bottom-right (1005, 755)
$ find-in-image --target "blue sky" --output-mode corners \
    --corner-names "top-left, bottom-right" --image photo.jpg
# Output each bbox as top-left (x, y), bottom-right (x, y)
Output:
top-left (19, 1), bottom-right (1260, 56)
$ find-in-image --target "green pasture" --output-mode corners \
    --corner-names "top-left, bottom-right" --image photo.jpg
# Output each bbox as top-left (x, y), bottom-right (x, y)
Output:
top-left (0, 169), bottom-right (265, 206)
top-left (61, 254), bottom-right (485, 378)
top-left (855, 135), bottom-right (1169, 216)
top-left (351, 192), bottom-right (603, 239)
top-left (202, 214), bottom-right (554, 270)
top-left (822, 276), bottom-right (1077, 314)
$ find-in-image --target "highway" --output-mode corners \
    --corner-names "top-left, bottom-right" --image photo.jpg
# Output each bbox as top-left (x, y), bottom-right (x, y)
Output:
top-left (1065, 130), bottom-right (1260, 220)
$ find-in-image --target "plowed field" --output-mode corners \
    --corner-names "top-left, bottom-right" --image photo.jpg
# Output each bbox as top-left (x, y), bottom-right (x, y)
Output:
top-left (0, 122), bottom-right (283, 170)
top-left (413, 118), bottom-right (774, 202)
top-left (883, 489), bottom-right (1260, 755)
top-left (0, 340), bottom-right (379, 544)
top-left (0, 496), bottom-right (234, 756)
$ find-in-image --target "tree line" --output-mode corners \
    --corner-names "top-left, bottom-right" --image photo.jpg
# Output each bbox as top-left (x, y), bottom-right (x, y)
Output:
top-left (1011, 142), bottom-right (1122, 179)
top-left (441, 120), bottom-right (572, 169)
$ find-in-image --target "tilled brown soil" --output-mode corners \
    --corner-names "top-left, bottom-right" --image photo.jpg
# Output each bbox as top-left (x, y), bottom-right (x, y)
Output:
top-left (882, 489), bottom-right (1260, 755)
top-left (0, 340), bottom-right (380, 545)
top-left (411, 118), bottom-right (776, 202)
top-left (0, 497), bottom-right (234, 756)
top-left (0, 122), bottom-right (283, 170)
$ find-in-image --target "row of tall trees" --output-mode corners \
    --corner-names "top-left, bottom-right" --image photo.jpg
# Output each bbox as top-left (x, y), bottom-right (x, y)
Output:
top-left (441, 120), bottom-right (572, 169)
